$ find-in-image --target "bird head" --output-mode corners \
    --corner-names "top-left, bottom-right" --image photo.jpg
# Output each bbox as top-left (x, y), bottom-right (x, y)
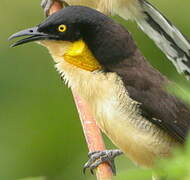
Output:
top-left (9, 6), bottom-right (136, 71)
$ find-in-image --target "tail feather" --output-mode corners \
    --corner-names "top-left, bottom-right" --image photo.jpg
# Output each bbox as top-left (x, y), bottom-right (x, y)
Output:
top-left (114, 0), bottom-right (190, 79)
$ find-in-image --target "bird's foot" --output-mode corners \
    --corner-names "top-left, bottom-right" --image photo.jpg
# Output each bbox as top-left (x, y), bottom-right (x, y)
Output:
top-left (41, 0), bottom-right (69, 16)
top-left (83, 149), bottom-right (123, 175)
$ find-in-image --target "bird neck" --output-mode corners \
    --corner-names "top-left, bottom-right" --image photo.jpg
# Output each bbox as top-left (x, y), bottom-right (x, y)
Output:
top-left (81, 21), bottom-right (138, 68)
top-left (39, 39), bottom-right (102, 72)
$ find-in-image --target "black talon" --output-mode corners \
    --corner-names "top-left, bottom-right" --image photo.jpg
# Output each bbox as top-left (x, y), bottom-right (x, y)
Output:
top-left (88, 151), bottom-right (101, 158)
top-left (83, 149), bottom-right (123, 176)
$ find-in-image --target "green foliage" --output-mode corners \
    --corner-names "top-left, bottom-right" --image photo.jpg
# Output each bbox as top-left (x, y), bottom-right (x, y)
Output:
top-left (166, 83), bottom-right (190, 106)
top-left (115, 169), bottom-right (152, 180)
top-left (153, 130), bottom-right (190, 180)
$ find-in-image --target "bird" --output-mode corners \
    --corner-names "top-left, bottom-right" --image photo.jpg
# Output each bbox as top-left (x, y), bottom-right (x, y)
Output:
top-left (41, 0), bottom-right (190, 80)
top-left (9, 5), bottom-right (190, 177)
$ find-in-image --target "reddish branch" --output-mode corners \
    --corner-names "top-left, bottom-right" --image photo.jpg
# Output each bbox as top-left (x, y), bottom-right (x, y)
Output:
top-left (48, 1), bottom-right (113, 179)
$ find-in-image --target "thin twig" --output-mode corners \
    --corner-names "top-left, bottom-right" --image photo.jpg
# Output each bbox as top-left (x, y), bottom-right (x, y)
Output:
top-left (47, 1), bottom-right (113, 179)
top-left (72, 91), bottom-right (113, 180)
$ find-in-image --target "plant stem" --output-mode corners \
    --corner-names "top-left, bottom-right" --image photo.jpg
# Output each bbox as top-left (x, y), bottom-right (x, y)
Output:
top-left (72, 91), bottom-right (113, 180)
top-left (47, 1), bottom-right (113, 179)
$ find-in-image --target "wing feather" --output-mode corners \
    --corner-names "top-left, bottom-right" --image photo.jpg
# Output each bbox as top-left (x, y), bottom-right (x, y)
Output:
top-left (112, 0), bottom-right (190, 79)
top-left (106, 50), bottom-right (190, 143)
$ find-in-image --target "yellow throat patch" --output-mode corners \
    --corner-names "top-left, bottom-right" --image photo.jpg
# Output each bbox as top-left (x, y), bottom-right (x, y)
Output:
top-left (64, 40), bottom-right (102, 71)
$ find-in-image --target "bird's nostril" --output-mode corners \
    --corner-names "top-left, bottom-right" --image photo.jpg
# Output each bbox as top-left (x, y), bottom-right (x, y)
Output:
top-left (29, 30), bottom-right (33, 33)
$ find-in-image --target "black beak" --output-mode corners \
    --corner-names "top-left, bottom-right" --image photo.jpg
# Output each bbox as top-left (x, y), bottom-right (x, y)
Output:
top-left (8, 26), bottom-right (56, 47)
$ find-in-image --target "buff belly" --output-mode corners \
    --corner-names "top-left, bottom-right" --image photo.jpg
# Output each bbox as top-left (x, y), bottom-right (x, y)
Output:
top-left (40, 40), bottom-right (178, 168)
top-left (55, 59), bottom-right (178, 168)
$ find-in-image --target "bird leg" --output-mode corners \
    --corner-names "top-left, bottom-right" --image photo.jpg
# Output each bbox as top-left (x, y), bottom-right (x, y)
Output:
top-left (83, 149), bottom-right (123, 175)
top-left (41, 0), bottom-right (69, 16)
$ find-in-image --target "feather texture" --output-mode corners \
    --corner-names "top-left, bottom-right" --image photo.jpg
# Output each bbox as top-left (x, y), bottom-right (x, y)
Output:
top-left (60, 0), bottom-right (190, 78)
top-left (112, 0), bottom-right (190, 79)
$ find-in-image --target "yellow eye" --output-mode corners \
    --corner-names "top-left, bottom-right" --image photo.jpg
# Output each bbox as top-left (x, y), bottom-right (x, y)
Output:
top-left (58, 24), bottom-right (67, 32)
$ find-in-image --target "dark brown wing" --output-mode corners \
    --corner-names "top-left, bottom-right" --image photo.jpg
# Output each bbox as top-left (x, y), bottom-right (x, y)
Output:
top-left (126, 81), bottom-right (190, 143)
top-left (106, 49), bottom-right (190, 143)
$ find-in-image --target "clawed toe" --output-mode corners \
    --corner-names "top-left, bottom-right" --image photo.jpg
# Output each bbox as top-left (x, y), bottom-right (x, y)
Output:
top-left (83, 150), bottom-right (123, 175)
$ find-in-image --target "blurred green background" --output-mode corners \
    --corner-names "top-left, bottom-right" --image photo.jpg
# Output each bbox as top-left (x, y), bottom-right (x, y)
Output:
top-left (1, 0), bottom-right (190, 180)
